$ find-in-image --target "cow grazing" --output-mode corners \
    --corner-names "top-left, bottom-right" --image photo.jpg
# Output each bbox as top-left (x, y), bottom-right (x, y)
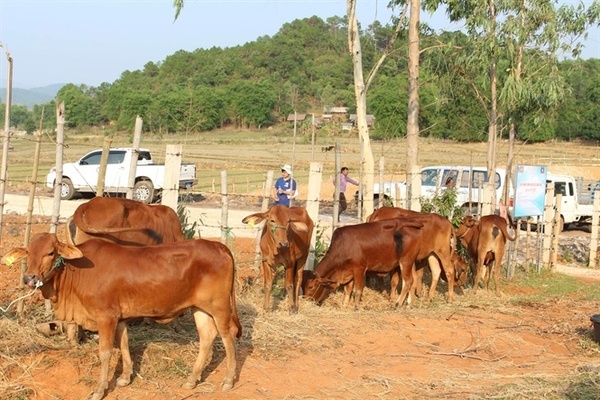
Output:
top-left (414, 252), bottom-right (469, 298)
top-left (456, 214), bottom-right (517, 295)
top-left (66, 196), bottom-right (185, 247)
top-left (65, 196), bottom-right (187, 340)
top-left (2, 233), bottom-right (242, 400)
top-left (367, 207), bottom-right (460, 303)
top-left (303, 219), bottom-right (425, 310)
top-left (242, 205), bottom-right (314, 313)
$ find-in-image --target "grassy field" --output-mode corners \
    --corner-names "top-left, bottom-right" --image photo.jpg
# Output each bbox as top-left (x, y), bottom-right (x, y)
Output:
top-left (4, 127), bottom-right (600, 198)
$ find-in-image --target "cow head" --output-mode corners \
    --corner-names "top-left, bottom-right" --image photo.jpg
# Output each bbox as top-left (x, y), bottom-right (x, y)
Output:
top-left (242, 206), bottom-right (309, 251)
top-left (456, 215), bottom-right (478, 238)
top-left (2, 233), bottom-right (83, 289)
top-left (303, 274), bottom-right (337, 304)
top-left (451, 252), bottom-right (469, 288)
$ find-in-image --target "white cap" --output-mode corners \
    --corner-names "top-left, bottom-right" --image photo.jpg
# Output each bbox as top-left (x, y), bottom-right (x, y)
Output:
top-left (281, 164), bottom-right (293, 174)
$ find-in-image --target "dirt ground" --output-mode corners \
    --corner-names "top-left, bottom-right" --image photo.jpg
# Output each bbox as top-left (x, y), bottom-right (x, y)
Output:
top-left (1, 214), bottom-right (600, 400)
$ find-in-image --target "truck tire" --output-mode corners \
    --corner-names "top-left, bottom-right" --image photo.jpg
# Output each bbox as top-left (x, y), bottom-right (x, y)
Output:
top-left (133, 180), bottom-right (154, 204)
top-left (59, 178), bottom-right (75, 200)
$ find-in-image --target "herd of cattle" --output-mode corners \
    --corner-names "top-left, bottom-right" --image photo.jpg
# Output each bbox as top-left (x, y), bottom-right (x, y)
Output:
top-left (0, 197), bottom-right (516, 400)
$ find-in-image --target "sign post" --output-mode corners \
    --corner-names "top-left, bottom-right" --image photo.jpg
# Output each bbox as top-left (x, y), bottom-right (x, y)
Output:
top-left (513, 165), bottom-right (548, 273)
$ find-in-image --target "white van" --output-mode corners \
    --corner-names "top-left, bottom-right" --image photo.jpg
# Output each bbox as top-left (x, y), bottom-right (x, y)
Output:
top-left (372, 165), bottom-right (513, 214)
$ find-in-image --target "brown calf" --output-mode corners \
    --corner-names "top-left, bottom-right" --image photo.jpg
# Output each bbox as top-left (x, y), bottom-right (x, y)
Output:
top-left (456, 214), bottom-right (517, 295)
top-left (242, 205), bottom-right (314, 313)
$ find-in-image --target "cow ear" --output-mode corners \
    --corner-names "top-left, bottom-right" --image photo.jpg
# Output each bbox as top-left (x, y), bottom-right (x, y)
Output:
top-left (465, 217), bottom-right (477, 227)
top-left (290, 221), bottom-right (308, 233)
top-left (242, 213), bottom-right (266, 226)
top-left (1, 248), bottom-right (28, 266)
top-left (57, 242), bottom-right (84, 260)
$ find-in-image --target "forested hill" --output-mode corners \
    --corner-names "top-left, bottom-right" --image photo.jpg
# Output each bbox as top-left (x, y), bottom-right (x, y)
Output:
top-left (2, 15), bottom-right (599, 142)
top-left (0, 84), bottom-right (63, 109)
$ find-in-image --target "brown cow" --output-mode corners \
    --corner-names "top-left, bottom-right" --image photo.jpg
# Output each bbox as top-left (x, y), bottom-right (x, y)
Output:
top-left (1, 233), bottom-right (241, 400)
top-left (65, 196), bottom-right (186, 340)
top-left (456, 214), bottom-right (517, 295)
top-left (242, 205), bottom-right (314, 313)
top-left (66, 196), bottom-right (184, 246)
top-left (303, 218), bottom-right (425, 310)
top-left (367, 207), bottom-right (460, 303)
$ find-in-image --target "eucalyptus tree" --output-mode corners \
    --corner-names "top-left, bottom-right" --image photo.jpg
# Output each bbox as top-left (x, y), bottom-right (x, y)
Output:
top-left (421, 0), bottom-right (600, 209)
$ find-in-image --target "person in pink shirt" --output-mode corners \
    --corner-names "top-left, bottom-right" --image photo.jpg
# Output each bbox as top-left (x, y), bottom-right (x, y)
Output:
top-left (334, 167), bottom-right (358, 220)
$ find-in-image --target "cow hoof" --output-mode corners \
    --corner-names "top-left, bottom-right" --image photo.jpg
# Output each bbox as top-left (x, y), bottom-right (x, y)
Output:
top-left (88, 391), bottom-right (104, 400)
top-left (221, 381), bottom-right (234, 391)
top-left (116, 376), bottom-right (131, 387)
top-left (182, 381), bottom-right (197, 390)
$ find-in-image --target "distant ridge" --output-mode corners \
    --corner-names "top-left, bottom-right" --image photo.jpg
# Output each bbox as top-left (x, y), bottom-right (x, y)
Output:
top-left (0, 83), bottom-right (64, 109)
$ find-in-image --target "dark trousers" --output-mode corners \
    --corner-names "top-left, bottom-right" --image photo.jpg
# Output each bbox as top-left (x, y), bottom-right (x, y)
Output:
top-left (339, 192), bottom-right (348, 215)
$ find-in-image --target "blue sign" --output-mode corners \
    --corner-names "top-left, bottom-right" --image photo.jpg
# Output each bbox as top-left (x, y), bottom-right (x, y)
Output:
top-left (513, 165), bottom-right (547, 218)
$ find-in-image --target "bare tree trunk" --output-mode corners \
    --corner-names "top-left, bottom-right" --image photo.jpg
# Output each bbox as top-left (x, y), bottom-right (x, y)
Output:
top-left (505, 2), bottom-right (527, 204)
top-left (486, 0), bottom-right (499, 214)
top-left (406, 0), bottom-right (420, 211)
top-left (348, 0), bottom-right (374, 220)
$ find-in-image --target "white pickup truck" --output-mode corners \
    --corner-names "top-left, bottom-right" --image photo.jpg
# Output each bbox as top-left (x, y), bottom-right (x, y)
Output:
top-left (45, 148), bottom-right (197, 203)
top-left (546, 172), bottom-right (594, 231)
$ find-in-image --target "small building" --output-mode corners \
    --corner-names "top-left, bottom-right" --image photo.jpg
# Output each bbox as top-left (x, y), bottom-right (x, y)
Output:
top-left (349, 114), bottom-right (375, 127)
top-left (286, 113), bottom-right (307, 123)
top-left (341, 122), bottom-right (354, 132)
top-left (323, 107), bottom-right (349, 123)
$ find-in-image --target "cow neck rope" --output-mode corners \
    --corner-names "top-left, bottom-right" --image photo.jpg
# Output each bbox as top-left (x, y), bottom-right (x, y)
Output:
top-left (39, 256), bottom-right (66, 287)
top-left (269, 223), bottom-right (287, 235)
top-left (0, 287), bottom-right (39, 313)
top-left (457, 227), bottom-right (471, 239)
top-left (0, 257), bottom-right (65, 313)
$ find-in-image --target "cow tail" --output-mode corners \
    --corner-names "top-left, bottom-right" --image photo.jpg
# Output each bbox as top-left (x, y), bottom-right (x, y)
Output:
top-left (498, 221), bottom-right (517, 242)
top-left (230, 271), bottom-right (243, 339)
top-left (393, 231), bottom-right (404, 258)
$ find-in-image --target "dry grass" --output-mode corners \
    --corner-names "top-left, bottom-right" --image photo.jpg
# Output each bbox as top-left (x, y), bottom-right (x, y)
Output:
top-left (1, 283), bottom-right (600, 399)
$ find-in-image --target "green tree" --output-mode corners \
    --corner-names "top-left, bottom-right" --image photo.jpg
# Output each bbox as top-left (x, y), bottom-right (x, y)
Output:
top-left (56, 84), bottom-right (94, 128)
top-left (227, 81), bottom-right (276, 128)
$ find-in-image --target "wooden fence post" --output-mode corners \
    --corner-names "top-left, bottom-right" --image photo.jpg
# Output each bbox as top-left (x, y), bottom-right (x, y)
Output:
top-left (254, 170), bottom-right (274, 271)
top-left (125, 116), bottom-right (142, 199)
top-left (541, 183), bottom-right (555, 268)
top-left (220, 170), bottom-right (229, 246)
top-left (96, 138), bottom-right (112, 197)
top-left (550, 194), bottom-right (562, 269)
top-left (590, 196), bottom-right (599, 268)
top-left (162, 144), bottom-right (182, 210)
top-left (305, 162), bottom-right (322, 270)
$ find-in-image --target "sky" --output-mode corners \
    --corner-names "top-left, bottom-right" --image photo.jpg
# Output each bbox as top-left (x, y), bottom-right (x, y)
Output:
top-left (0, 0), bottom-right (598, 89)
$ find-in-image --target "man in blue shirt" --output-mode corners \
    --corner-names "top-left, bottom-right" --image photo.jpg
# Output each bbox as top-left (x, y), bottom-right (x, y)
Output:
top-left (272, 164), bottom-right (297, 207)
